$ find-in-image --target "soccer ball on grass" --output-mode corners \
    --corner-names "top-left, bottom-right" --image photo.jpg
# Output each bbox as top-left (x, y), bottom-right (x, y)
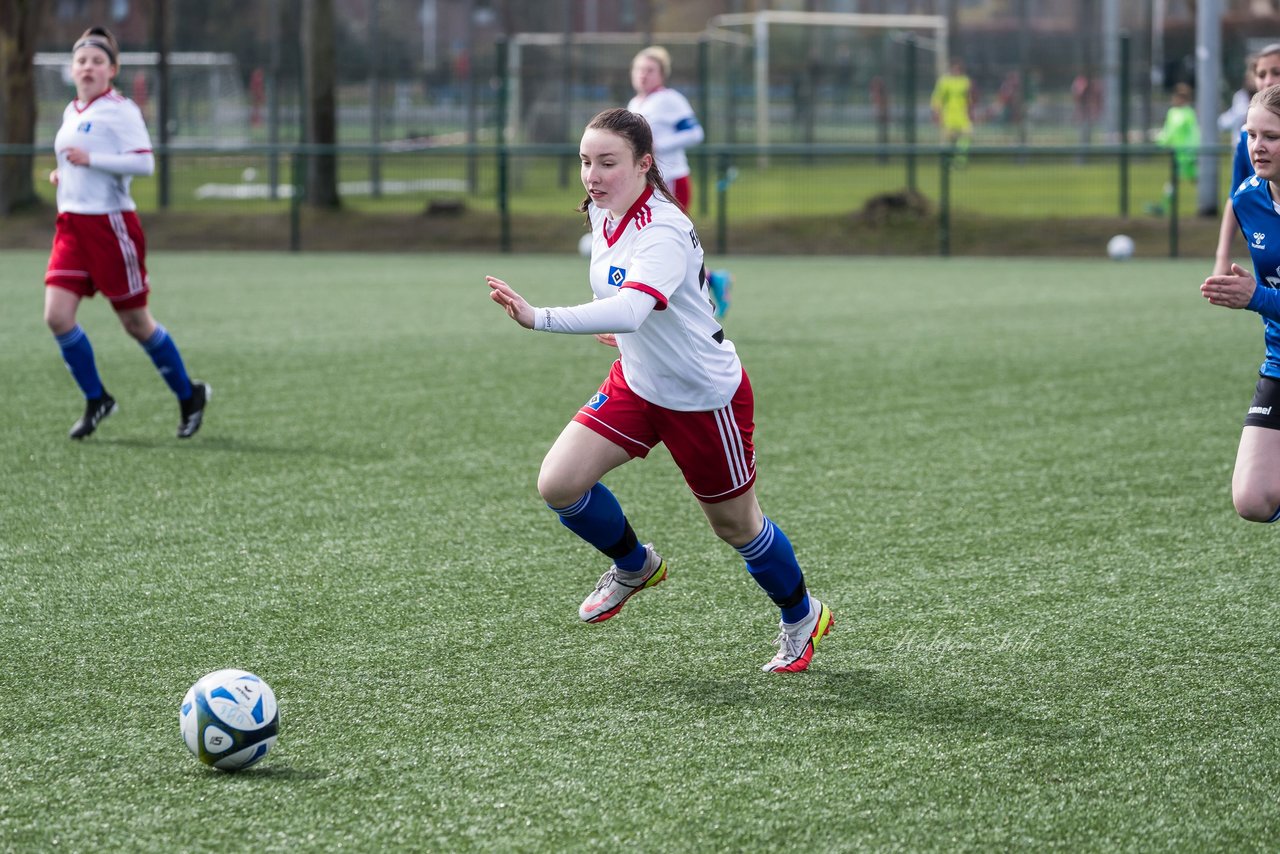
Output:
top-left (1107, 234), bottom-right (1135, 260)
top-left (180, 669), bottom-right (279, 771)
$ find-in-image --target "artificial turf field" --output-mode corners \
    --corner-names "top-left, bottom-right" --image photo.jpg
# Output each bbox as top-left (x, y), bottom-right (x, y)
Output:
top-left (3, 250), bottom-right (1279, 851)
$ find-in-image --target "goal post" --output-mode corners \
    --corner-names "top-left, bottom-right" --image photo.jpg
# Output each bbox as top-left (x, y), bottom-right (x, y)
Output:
top-left (503, 30), bottom-right (745, 146)
top-left (706, 10), bottom-right (948, 156)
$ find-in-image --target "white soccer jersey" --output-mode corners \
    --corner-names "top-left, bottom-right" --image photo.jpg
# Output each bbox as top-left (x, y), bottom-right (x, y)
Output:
top-left (627, 88), bottom-right (704, 182)
top-left (53, 91), bottom-right (153, 214)
top-left (584, 186), bottom-right (740, 411)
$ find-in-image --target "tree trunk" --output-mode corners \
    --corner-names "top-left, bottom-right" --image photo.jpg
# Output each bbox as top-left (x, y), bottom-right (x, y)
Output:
top-left (301, 0), bottom-right (339, 208)
top-left (0, 0), bottom-right (44, 214)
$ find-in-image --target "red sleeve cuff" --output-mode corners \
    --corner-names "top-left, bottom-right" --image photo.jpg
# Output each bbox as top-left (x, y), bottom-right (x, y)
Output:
top-left (622, 281), bottom-right (667, 310)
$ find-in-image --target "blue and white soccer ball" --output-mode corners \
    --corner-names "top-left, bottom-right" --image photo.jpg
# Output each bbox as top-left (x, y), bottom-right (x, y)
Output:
top-left (1107, 234), bottom-right (1135, 260)
top-left (180, 669), bottom-right (279, 771)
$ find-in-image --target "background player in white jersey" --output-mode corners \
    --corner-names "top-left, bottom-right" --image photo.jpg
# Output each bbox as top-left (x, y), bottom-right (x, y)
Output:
top-left (487, 108), bottom-right (832, 673)
top-left (1202, 84), bottom-right (1280, 523)
top-left (627, 46), bottom-right (704, 212)
top-left (44, 27), bottom-right (209, 440)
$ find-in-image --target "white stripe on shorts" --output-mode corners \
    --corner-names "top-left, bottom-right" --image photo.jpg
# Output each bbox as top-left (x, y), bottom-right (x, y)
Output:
top-left (713, 405), bottom-right (751, 489)
top-left (108, 211), bottom-right (143, 296)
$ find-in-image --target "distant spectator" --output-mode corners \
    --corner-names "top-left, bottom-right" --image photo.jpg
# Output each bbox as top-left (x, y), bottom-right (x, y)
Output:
top-left (930, 57), bottom-right (974, 163)
top-left (1157, 82), bottom-right (1200, 182)
top-left (130, 72), bottom-right (147, 117)
top-left (1071, 72), bottom-right (1102, 144)
top-left (993, 71), bottom-right (1022, 125)
top-left (249, 67), bottom-right (265, 128)
top-left (1146, 82), bottom-right (1199, 215)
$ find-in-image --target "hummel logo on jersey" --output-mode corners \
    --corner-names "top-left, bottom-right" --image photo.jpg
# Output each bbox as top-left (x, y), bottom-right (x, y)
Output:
top-left (1250, 405), bottom-right (1272, 416)
top-left (608, 266), bottom-right (626, 287)
top-left (1253, 232), bottom-right (1267, 249)
top-left (586, 391), bottom-right (609, 410)
top-left (632, 205), bottom-right (653, 229)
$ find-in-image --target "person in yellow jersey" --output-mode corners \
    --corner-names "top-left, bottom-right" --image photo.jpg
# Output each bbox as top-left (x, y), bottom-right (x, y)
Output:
top-left (931, 57), bottom-right (974, 164)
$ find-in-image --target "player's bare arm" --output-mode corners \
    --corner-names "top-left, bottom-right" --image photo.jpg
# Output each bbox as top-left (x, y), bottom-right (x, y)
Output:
top-left (1201, 262), bottom-right (1257, 309)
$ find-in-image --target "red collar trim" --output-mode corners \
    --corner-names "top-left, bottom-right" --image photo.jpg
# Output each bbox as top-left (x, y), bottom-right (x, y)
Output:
top-left (73, 90), bottom-right (115, 114)
top-left (604, 186), bottom-right (655, 247)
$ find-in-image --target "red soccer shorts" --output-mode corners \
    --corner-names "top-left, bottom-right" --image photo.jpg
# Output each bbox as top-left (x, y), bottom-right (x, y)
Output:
top-left (670, 175), bottom-right (691, 211)
top-left (45, 211), bottom-right (150, 311)
top-left (573, 360), bottom-right (757, 504)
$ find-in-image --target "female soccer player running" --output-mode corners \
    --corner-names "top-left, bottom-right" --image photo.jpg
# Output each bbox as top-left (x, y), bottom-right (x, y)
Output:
top-left (1202, 84), bottom-right (1280, 523)
top-left (486, 109), bottom-right (832, 673)
top-left (45, 27), bottom-right (208, 440)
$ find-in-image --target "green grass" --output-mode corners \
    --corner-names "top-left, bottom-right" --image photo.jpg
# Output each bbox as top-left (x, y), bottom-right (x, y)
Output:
top-left (3, 251), bottom-right (1278, 851)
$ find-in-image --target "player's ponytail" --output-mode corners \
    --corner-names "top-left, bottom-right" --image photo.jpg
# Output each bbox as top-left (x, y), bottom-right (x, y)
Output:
top-left (578, 108), bottom-right (681, 217)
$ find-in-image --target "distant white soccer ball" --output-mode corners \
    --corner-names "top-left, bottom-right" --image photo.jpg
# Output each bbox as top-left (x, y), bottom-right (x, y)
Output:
top-left (578, 232), bottom-right (593, 257)
top-left (180, 669), bottom-right (279, 771)
top-left (241, 167), bottom-right (257, 183)
top-left (1107, 234), bottom-right (1135, 260)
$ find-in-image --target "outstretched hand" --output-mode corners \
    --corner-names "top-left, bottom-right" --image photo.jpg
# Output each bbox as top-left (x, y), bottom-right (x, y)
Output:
top-left (1201, 263), bottom-right (1256, 310)
top-left (486, 275), bottom-right (536, 329)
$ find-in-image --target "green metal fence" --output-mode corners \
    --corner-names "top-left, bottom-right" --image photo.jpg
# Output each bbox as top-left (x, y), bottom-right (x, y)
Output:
top-left (0, 142), bottom-right (1237, 258)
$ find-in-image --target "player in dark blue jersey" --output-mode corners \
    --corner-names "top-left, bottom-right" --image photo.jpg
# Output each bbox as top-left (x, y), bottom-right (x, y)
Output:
top-left (1213, 46), bottom-right (1280, 275)
top-left (1202, 83), bottom-right (1280, 522)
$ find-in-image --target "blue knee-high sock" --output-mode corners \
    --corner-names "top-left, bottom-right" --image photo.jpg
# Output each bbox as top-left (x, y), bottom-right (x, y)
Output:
top-left (55, 325), bottom-right (105, 400)
top-left (736, 517), bottom-right (810, 623)
top-left (141, 325), bottom-right (193, 400)
top-left (550, 482), bottom-right (647, 571)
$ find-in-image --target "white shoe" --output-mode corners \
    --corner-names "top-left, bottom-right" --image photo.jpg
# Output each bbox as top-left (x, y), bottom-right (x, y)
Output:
top-left (762, 598), bottom-right (833, 673)
top-left (578, 544), bottom-right (666, 623)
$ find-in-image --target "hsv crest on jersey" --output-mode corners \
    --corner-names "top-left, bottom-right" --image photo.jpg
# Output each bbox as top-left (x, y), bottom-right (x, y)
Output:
top-left (608, 266), bottom-right (627, 287)
top-left (78, 122), bottom-right (92, 133)
top-left (586, 391), bottom-right (609, 411)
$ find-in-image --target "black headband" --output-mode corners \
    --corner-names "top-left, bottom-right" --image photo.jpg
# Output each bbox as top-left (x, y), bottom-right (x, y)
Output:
top-left (73, 37), bottom-right (116, 65)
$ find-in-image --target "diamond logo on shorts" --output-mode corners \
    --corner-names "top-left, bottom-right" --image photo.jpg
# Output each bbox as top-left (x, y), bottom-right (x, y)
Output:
top-left (608, 266), bottom-right (626, 287)
top-left (586, 392), bottom-right (609, 410)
